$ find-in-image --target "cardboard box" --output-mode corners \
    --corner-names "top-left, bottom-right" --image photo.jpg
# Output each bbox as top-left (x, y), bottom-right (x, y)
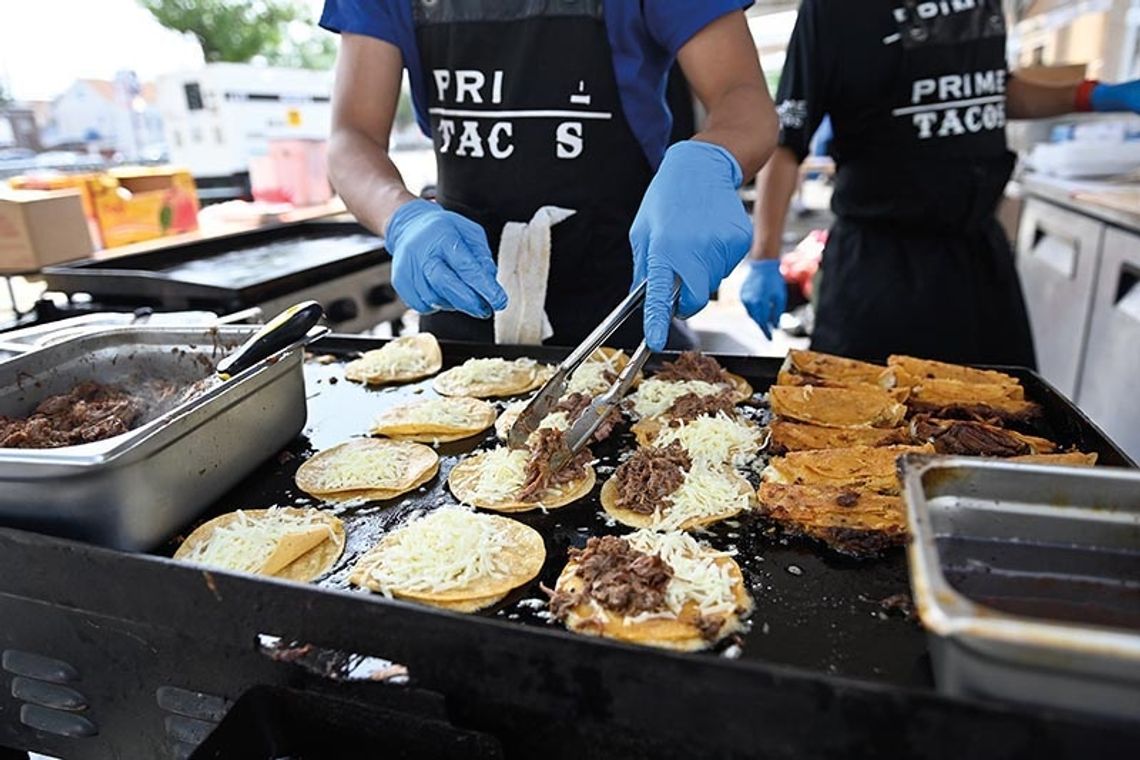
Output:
top-left (8, 172), bottom-right (103, 247)
top-left (91, 166), bottom-right (200, 249)
top-left (0, 189), bottom-right (95, 273)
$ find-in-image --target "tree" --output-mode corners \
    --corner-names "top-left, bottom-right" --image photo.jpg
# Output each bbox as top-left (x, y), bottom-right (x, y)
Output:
top-left (138, 0), bottom-right (335, 69)
top-left (0, 83), bottom-right (11, 106)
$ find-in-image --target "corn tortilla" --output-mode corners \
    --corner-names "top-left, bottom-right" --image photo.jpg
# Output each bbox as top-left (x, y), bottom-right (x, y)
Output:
top-left (175, 508), bottom-right (345, 583)
top-left (295, 438), bottom-right (439, 498)
top-left (433, 357), bottom-right (552, 398)
top-left (554, 553), bottom-right (751, 651)
top-left (348, 511), bottom-right (545, 612)
top-left (599, 467), bottom-right (753, 531)
top-left (448, 449), bottom-right (596, 512)
top-left (371, 396), bottom-right (496, 443)
top-left (344, 333), bottom-right (442, 385)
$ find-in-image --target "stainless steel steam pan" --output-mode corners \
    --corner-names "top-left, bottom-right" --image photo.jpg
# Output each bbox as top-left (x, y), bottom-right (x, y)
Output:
top-left (0, 325), bottom-right (307, 550)
top-left (901, 455), bottom-right (1140, 720)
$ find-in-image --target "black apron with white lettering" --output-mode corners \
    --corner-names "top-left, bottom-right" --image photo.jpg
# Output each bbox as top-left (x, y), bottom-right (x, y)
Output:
top-left (811, 0), bottom-right (1036, 366)
top-left (412, 0), bottom-right (654, 347)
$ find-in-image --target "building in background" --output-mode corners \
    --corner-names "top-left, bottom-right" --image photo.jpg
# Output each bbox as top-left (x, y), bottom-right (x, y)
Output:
top-left (0, 106), bottom-right (41, 151)
top-left (46, 75), bottom-right (165, 159)
top-left (155, 63), bottom-right (333, 195)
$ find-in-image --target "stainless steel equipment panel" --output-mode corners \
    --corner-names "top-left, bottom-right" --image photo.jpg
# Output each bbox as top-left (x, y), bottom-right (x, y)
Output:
top-left (1016, 198), bottom-right (1105, 399)
top-left (1077, 226), bottom-right (1140, 462)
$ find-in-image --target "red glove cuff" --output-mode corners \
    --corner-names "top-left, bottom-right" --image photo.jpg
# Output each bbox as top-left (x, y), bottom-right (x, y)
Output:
top-left (1075, 79), bottom-right (1099, 113)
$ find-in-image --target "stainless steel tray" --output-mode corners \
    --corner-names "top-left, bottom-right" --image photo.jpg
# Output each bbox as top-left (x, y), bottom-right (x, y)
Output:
top-left (901, 455), bottom-right (1140, 720)
top-left (0, 325), bottom-right (307, 550)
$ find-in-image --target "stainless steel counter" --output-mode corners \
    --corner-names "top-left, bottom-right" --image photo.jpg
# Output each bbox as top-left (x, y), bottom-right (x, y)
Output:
top-left (1015, 176), bottom-right (1140, 234)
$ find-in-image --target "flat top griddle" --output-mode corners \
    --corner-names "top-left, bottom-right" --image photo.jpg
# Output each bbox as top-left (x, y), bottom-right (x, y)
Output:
top-left (157, 338), bottom-right (1132, 688)
top-left (41, 221), bottom-right (387, 307)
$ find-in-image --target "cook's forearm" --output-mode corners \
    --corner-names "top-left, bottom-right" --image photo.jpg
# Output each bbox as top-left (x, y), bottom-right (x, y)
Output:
top-left (749, 146), bottom-right (800, 260)
top-left (328, 128), bottom-right (417, 237)
top-left (694, 82), bottom-right (779, 179)
top-left (1006, 77), bottom-right (1079, 120)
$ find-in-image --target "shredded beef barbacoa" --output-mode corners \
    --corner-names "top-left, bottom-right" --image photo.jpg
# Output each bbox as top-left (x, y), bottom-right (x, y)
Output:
top-left (0, 381), bottom-right (145, 449)
top-left (518, 428), bottom-right (592, 502)
top-left (654, 351), bottom-right (729, 385)
top-left (551, 392), bottom-right (620, 441)
top-left (547, 535), bottom-right (673, 620)
top-left (613, 442), bottom-right (691, 515)
top-left (665, 389), bottom-right (738, 422)
top-left (910, 416), bottom-right (1034, 457)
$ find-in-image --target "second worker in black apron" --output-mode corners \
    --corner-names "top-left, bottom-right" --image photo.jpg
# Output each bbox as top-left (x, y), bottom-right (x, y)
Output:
top-left (322, 1), bottom-right (778, 351)
top-left (741, 0), bottom-right (1140, 366)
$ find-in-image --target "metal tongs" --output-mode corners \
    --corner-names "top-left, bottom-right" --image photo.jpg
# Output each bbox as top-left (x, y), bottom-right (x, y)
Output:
top-left (508, 279), bottom-right (680, 472)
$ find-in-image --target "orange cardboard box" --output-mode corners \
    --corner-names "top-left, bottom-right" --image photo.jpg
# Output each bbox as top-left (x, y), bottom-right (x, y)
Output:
top-left (91, 166), bottom-right (200, 249)
top-left (0, 189), bottom-right (95, 273)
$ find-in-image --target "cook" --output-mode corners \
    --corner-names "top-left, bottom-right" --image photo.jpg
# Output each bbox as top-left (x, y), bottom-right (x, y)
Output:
top-left (321, 0), bottom-right (777, 351)
top-left (741, 0), bottom-right (1140, 365)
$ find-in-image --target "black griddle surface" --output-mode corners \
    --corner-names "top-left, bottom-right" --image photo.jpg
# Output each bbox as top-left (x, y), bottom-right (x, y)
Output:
top-left (162, 340), bottom-right (933, 689)
top-left (156, 233), bottom-right (381, 288)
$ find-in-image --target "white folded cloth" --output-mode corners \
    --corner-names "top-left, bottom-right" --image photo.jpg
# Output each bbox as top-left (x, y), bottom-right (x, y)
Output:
top-left (493, 205), bottom-right (576, 345)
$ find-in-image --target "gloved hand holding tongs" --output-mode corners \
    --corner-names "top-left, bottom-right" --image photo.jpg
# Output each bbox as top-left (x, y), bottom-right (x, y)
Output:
top-left (507, 279), bottom-right (681, 474)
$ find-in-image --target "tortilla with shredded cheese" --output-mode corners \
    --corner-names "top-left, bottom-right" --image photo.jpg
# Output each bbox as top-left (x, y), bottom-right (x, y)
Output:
top-left (554, 529), bottom-right (752, 652)
top-left (295, 438), bottom-right (439, 499)
top-left (175, 508), bottom-right (345, 582)
top-left (349, 507), bottom-right (545, 611)
top-left (433, 357), bottom-right (553, 398)
top-left (493, 401), bottom-right (573, 443)
top-left (632, 412), bottom-right (764, 466)
top-left (629, 378), bottom-right (730, 419)
top-left (344, 333), bottom-right (442, 385)
top-left (566, 347), bottom-right (636, 395)
top-left (371, 396), bottom-right (496, 443)
top-left (448, 445), bottom-right (595, 512)
top-left (600, 461), bottom-right (753, 532)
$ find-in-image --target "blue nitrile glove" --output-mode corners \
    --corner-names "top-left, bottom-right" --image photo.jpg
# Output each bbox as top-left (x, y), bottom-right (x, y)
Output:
top-left (1090, 80), bottom-right (1140, 113)
top-left (631, 140), bottom-right (752, 351)
top-left (740, 259), bottom-right (787, 340)
top-left (385, 198), bottom-right (508, 318)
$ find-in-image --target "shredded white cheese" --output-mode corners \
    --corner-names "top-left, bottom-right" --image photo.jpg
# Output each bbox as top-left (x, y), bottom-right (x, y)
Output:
top-left (353, 338), bottom-right (430, 374)
top-left (625, 529), bottom-right (740, 619)
top-left (567, 352), bottom-right (621, 395)
top-left (652, 412), bottom-right (763, 467)
top-left (367, 508), bottom-right (513, 595)
top-left (447, 357), bottom-right (536, 384)
top-left (315, 445), bottom-right (410, 492)
top-left (630, 379), bottom-right (725, 418)
top-left (380, 397), bottom-right (482, 427)
top-left (182, 509), bottom-right (335, 574)
top-left (652, 462), bottom-right (749, 532)
top-left (467, 447), bottom-right (530, 503)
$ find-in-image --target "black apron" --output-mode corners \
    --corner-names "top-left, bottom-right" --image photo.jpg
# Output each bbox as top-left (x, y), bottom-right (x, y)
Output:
top-left (412, 0), bottom-right (669, 349)
top-left (811, 0), bottom-right (1036, 367)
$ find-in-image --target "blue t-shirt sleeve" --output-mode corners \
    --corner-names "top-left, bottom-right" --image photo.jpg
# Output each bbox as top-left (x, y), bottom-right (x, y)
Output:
top-left (319, 0), bottom-right (400, 47)
top-left (642, 0), bottom-right (753, 56)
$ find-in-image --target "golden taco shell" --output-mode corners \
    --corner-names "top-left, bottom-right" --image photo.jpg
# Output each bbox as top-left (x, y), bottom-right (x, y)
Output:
top-left (345, 333), bottom-right (442, 385)
top-left (769, 384), bottom-right (908, 429)
top-left (348, 508), bottom-right (545, 611)
top-left (371, 396), bottom-right (496, 443)
top-left (448, 447), bottom-right (595, 512)
top-left (599, 465), bottom-right (753, 532)
top-left (433, 357), bottom-right (551, 398)
top-left (295, 438), bottom-right (439, 498)
top-left (175, 508), bottom-right (345, 583)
